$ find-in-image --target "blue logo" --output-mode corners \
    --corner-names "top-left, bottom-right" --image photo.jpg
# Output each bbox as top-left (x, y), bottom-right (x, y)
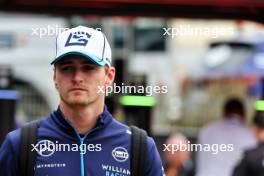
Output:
top-left (112, 147), bottom-right (129, 162)
top-left (65, 31), bottom-right (91, 47)
top-left (32, 140), bottom-right (55, 157)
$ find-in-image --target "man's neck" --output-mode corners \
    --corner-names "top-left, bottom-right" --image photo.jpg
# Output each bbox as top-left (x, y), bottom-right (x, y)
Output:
top-left (60, 102), bottom-right (104, 134)
top-left (224, 113), bottom-right (244, 123)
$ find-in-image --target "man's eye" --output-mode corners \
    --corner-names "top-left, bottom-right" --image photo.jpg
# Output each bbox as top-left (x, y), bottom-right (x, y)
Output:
top-left (83, 66), bottom-right (95, 71)
top-left (61, 66), bottom-right (75, 72)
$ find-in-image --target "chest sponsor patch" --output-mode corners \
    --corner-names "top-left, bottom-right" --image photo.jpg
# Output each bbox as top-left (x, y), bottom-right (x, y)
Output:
top-left (102, 164), bottom-right (130, 176)
top-left (111, 147), bottom-right (129, 162)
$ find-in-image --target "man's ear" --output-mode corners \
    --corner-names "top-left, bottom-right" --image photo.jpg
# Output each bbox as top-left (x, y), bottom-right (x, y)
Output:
top-left (105, 66), bottom-right (115, 86)
top-left (53, 67), bottom-right (58, 88)
top-left (252, 124), bottom-right (259, 135)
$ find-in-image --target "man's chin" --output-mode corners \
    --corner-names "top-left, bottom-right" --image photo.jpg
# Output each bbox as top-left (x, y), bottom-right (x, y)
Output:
top-left (66, 98), bottom-right (90, 106)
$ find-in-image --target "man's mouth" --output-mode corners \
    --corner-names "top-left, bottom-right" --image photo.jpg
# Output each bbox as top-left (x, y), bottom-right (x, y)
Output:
top-left (69, 88), bottom-right (87, 92)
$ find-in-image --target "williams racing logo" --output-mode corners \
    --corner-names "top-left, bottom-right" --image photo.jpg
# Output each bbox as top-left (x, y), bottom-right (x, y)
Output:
top-left (65, 31), bottom-right (91, 47)
top-left (102, 164), bottom-right (130, 176)
top-left (111, 147), bottom-right (129, 162)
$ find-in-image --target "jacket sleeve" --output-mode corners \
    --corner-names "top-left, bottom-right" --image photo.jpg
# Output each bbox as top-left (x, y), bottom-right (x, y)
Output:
top-left (0, 133), bottom-right (19, 176)
top-left (146, 137), bottom-right (165, 176)
top-left (232, 155), bottom-right (248, 176)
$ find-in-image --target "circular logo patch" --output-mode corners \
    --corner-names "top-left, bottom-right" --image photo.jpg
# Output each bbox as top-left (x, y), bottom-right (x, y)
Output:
top-left (33, 140), bottom-right (55, 157)
top-left (112, 147), bottom-right (129, 162)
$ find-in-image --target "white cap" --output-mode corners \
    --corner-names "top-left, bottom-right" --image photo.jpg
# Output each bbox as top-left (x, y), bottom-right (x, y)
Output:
top-left (51, 26), bottom-right (111, 66)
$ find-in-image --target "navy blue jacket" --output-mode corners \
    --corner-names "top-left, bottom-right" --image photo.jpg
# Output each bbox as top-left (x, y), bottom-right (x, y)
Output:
top-left (0, 106), bottom-right (164, 176)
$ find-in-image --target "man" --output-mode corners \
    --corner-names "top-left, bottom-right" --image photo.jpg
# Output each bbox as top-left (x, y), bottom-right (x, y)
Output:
top-left (232, 111), bottom-right (264, 176)
top-left (196, 97), bottom-right (257, 176)
top-left (0, 26), bottom-right (164, 176)
top-left (164, 133), bottom-right (194, 176)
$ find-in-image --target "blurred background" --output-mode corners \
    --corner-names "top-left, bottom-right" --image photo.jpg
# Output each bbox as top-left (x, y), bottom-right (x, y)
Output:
top-left (1, 0), bottom-right (264, 175)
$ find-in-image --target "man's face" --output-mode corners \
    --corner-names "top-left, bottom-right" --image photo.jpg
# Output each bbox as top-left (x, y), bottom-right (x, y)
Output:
top-left (53, 55), bottom-right (115, 107)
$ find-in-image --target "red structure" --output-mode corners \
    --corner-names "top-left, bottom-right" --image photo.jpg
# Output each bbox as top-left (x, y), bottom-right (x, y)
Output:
top-left (0, 0), bottom-right (263, 21)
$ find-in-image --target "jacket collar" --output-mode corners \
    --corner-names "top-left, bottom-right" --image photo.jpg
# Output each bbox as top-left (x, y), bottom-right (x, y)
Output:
top-left (51, 105), bottom-right (113, 137)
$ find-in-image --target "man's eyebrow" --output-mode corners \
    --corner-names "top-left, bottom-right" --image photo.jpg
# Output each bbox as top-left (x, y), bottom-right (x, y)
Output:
top-left (79, 59), bottom-right (91, 63)
top-left (56, 59), bottom-right (96, 66)
top-left (57, 61), bottom-right (74, 66)
top-left (80, 61), bottom-right (97, 66)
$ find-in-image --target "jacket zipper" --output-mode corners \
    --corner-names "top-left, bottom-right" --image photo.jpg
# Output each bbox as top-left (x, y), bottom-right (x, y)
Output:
top-left (70, 123), bottom-right (101, 176)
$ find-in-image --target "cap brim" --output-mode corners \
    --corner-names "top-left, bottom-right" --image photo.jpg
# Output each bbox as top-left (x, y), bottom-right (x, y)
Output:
top-left (51, 51), bottom-right (107, 66)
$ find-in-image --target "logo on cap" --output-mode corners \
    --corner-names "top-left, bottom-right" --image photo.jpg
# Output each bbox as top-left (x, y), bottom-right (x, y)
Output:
top-left (65, 31), bottom-right (91, 47)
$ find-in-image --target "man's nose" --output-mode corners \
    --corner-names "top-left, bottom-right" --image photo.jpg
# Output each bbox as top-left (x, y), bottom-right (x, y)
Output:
top-left (72, 69), bottom-right (84, 83)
